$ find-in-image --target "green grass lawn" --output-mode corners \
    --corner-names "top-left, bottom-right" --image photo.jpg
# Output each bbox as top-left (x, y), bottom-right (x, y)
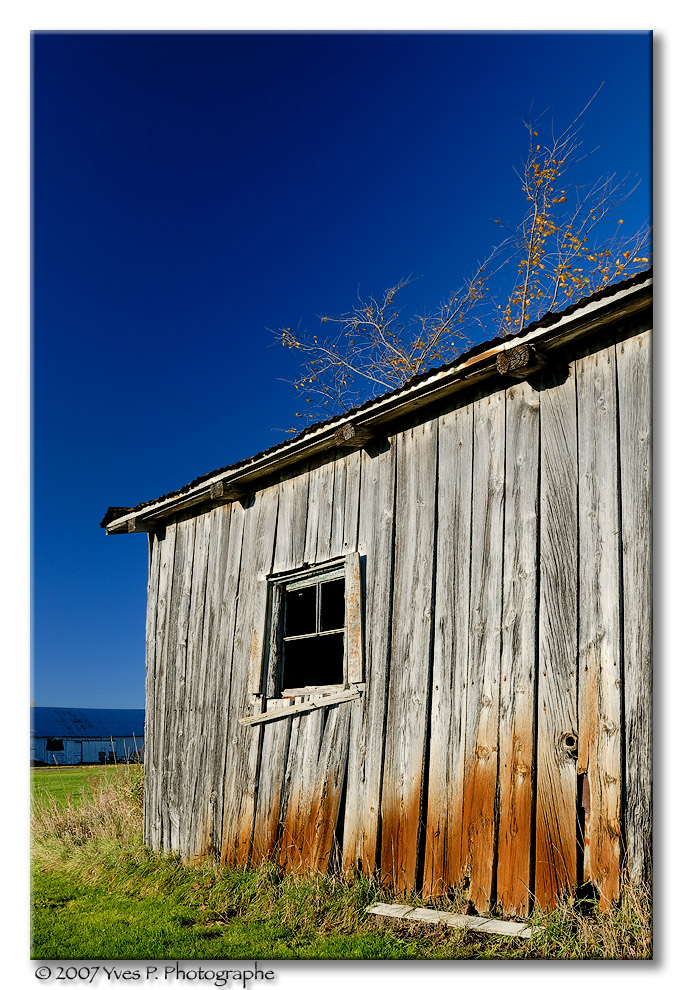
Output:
top-left (30, 766), bottom-right (651, 961)
top-left (31, 867), bottom-right (497, 961)
top-left (31, 764), bottom-right (143, 808)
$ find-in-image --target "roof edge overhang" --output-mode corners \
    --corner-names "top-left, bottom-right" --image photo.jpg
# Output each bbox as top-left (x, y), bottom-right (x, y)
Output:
top-left (105, 274), bottom-right (652, 535)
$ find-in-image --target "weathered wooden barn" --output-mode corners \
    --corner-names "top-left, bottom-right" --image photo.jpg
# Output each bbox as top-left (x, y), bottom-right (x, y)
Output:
top-left (31, 707), bottom-right (145, 765)
top-left (102, 270), bottom-right (652, 915)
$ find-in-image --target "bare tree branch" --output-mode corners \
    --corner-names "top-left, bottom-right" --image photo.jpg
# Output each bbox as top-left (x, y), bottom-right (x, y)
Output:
top-left (275, 92), bottom-right (650, 427)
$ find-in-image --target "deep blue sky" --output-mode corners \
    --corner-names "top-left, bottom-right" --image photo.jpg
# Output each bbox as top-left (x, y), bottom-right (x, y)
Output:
top-left (32, 31), bottom-right (651, 709)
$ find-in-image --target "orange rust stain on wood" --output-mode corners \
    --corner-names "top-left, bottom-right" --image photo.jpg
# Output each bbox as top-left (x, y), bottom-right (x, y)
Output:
top-left (577, 652), bottom-right (621, 909)
top-left (274, 704), bottom-right (351, 875)
top-left (380, 786), bottom-right (423, 894)
top-left (460, 754), bottom-right (497, 912)
top-left (496, 745), bottom-right (533, 916)
top-left (534, 750), bottom-right (577, 910)
top-left (251, 810), bottom-right (279, 864)
top-left (422, 810), bottom-right (448, 898)
top-left (422, 784), bottom-right (468, 900)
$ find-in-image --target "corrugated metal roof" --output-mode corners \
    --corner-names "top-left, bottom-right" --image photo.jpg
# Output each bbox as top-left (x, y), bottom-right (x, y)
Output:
top-left (101, 268), bottom-right (652, 529)
top-left (31, 707), bottom-right (145, 739)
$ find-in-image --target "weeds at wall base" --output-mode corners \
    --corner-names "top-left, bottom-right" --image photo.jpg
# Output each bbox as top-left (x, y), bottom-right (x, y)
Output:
top-left (31, 767), bottom-right (652, 960)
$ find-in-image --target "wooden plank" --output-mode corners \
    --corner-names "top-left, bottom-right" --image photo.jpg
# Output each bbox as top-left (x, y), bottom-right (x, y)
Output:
top-left (616, 328), bottom-right (652, 885)
top-left (278, 706), bottom-right (326, 870)
top-left (239, 688), bottom-right (361, 725)
top-left (297, 702), bottom-right (353, 871)
top-left (271, 468), bottom-right (309, 575)
top-left (247, 576), bottom-right (270, 696)
top-left (344, 552), bottom-right (363, 684)
top-left (496, 380), bottom-right (540, 916)
top-left (342, 435), bottom-right (396, 873)
top-left (269, 448), bottom-right (354, 872)
top-left (220, 484), bottom-right (279, 866)
top-left (164, 513), bottom-right (197, 854)
top-left (251, 697), bottom-right (294, 862)
top-left (380, 419), bottom-right (438, 893)
top-left (178, 510), bottom-right (212, 860)
top-left (143, 531), bottom-right (161, 848)
top-left (341, 450), bottom-right (361, 554)
top-left (329, 454), bottom-right (347, 559)
top-left (304, 455), bottom-right (335, 565)
top-left (576, 343), bottom-right (622, 909)
top-left (209, 501), bottom-right (246, 854)
top-left (461, 390), bottom-right (505, 912)
top-left (249, 467), bottom-right (311, 861)
top-left (365, 903), bottom-right (544, 937)
top-left (192, 503), bottom-right (233, 858)
top-left (334, 423), bottom-right (374, 448)
top-left (423, 401), bottom-right (473, 897)
top-left (535, 363), bottom-right (579, 910)
top-left (148, 521), bottom-right (176, 852)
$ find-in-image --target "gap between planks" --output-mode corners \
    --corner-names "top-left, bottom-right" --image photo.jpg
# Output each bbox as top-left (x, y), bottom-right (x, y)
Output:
top-left (365, 902), bottom-right (544, 938)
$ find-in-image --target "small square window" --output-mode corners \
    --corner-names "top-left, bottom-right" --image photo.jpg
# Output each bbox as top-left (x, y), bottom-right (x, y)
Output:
top-left (261, 555), bottom-right (363, 699)
top-left (46, 738), bottom-right (64, 751)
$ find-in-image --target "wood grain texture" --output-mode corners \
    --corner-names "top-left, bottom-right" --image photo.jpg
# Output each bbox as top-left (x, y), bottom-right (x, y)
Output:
top-left (535, 365), bottom-right (580, 909)
top-left (461, 391), bottom-right (505, 912)
top-left (497, 381), bottom-right (539, 915)
top-left (240, 688), bottom-right (360, 725)
top-left (161, 516), bottom-right (194, 854)
top-left (178, 510), bottom-right (212, 860)
top-left (210, 501), bottom-right (246, 853)
top-left (251, 698), bottom-right (293, 862)
top-left (576, 344), bottom-right (622, 908)
top-left (141, 321), bottom-right (650, 914)
top-left (345, 552), bottom-right (363, 684)
top-left (297, 702), bottom-right (353, 871)
top-left (423, 402), bottom-right (473, 897)
top-left (616, 328), bottom-right (652, 884)
top-left (380, 420), bottom-right (438, 892)
top-left (342, 437), bottom-right (396, 873)
top-left (341, 450), bottom-right (362, 555)
top-left (278, 706), bottom-right (325, 869)
top-left (195, 503), bottom-right (237, 858)
top-left (329, 455), bottom-right (347, 559)
top-left (143, 531), bottom-right (161, 848)
top-left (304, 455), bottom-right (335, 565)
top-left (271, 469), bottom-right (309, 575)
top-left (220, 485), bottom-right (279, 866)
top-left (148, 521), bottom-right (177, 852)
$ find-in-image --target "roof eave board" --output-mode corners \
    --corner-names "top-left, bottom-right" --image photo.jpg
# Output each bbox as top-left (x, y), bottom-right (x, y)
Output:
top-left (106, 276), bottom-right (652, 535)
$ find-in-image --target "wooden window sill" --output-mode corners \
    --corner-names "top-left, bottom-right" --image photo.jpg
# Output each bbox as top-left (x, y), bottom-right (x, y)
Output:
top-left (238, 687), bottom-right (362, 727)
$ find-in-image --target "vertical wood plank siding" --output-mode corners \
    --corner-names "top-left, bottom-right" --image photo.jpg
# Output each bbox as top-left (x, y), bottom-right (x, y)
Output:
top-left (143, 532), bottom-right (161, 848)
top-left (576, 345), bottom-right (622, 909)
top-left (535, 365), bottom-right (579, 909)
top-left (423, 402), bottom-right (473, 896)
top-left (461, 392), bottom-right (505, 911)
top-left (143, 322), bottom-right (652, 915)
top-left (497, 381), bottom-right (540, 916)
top-left (341, 439), bottom-right (396, 872)
top-left (380, 421), bottom-right (438, 892)
top-left (617, 330), bottom-right (652, 885)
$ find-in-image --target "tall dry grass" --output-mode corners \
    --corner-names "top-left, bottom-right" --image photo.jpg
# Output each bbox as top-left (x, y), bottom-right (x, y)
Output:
top-left (31, 768), bottom-right (652, 959)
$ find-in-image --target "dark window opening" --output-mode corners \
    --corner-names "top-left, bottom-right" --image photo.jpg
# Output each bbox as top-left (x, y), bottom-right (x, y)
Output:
top-left (280, 569), bottom-right (345, 691)
top-left (283, 633), bottom-right (344, 689)
top-left (46, 738), bottom-right (64, 751)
